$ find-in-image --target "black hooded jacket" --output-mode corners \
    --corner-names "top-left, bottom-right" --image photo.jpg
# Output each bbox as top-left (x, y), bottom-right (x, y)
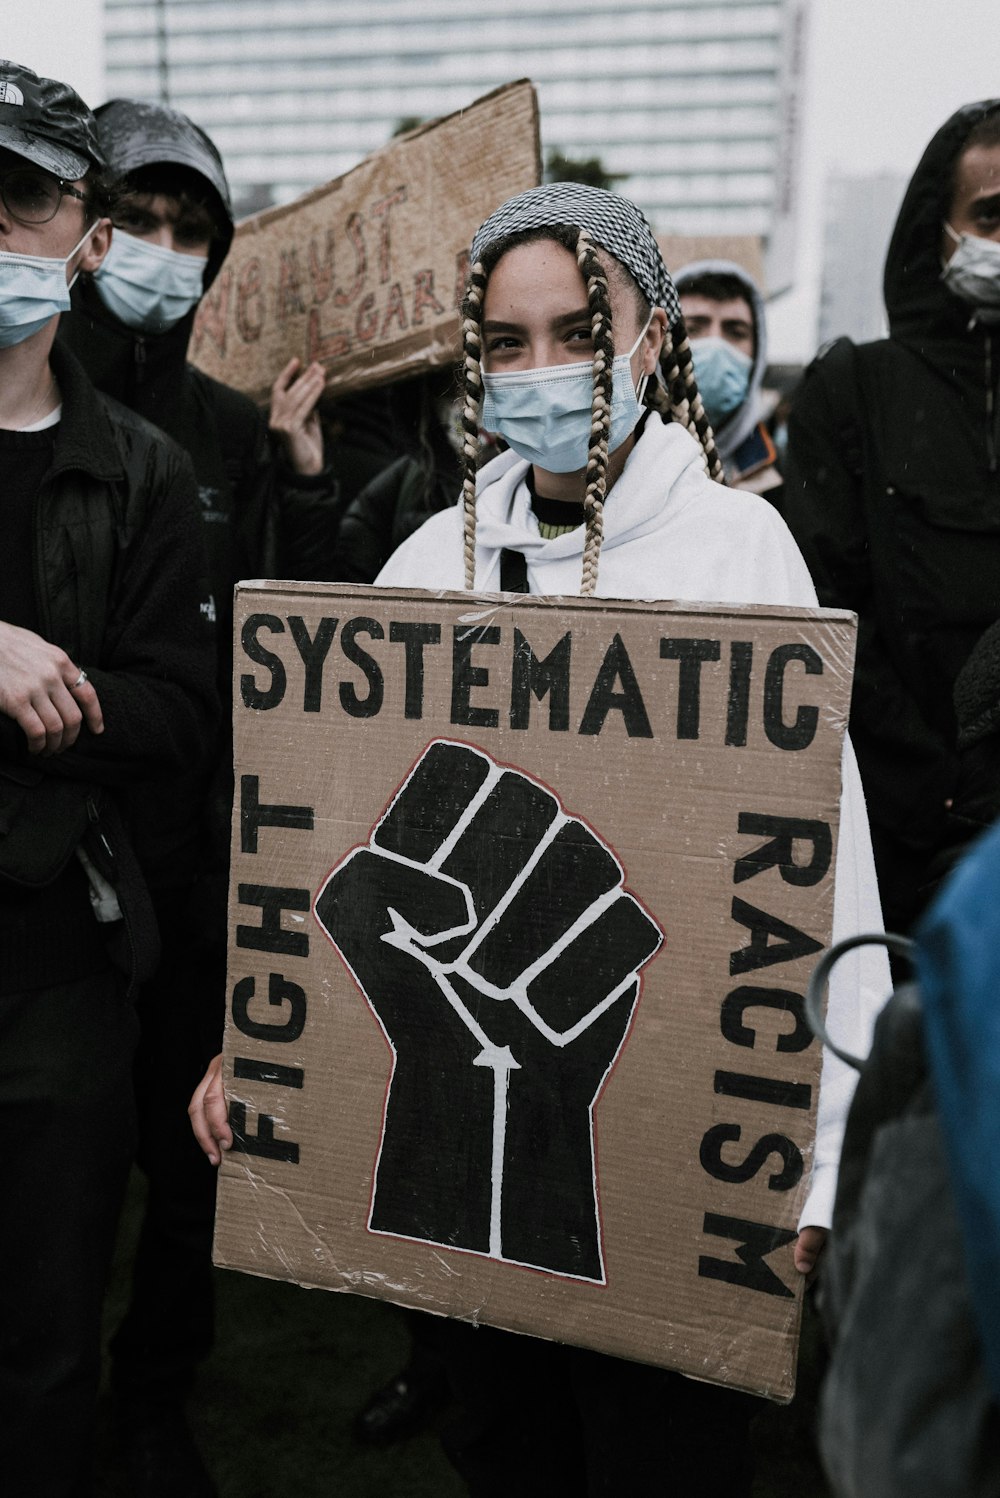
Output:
top-left (57, 99), bottom-right (341, 899)
top-left (0, 344), bottom-right (218, 993)
top-left (59, 279), bottom-right (338, 681)
top-left (783, 100), bottom-right (1000, 930)
top-left (59, 98), bottom-right (343, 686)
top-left (332, 373), bottom-right (463, 583)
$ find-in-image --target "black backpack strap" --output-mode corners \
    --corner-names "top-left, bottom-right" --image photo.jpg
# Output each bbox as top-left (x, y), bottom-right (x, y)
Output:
top-left (807, 336), bottom-right (866, 480)
top-left (500, 548), bottom-right (529, 593)
top-left (805, 931), bottom-right (915, 1068)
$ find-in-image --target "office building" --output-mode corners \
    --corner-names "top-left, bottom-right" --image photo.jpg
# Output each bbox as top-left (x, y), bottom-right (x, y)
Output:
top-left (817, 171), bottom-right (908, 347)
top-left (105, 0), bottom-right (807, 272)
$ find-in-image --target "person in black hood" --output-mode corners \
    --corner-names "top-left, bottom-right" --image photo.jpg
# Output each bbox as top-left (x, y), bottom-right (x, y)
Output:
top-left (58, 98), bottom-right (340, 1498)
top-left (60, 97), bottom-right (338, 616)
top-left (783, 99), bottom-right (1000, 935)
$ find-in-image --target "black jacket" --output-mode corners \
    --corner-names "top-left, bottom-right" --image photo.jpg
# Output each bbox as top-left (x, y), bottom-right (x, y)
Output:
top-left (59, 280), bottom-right (343, 902)
top-left (0, 344), bottom-right (218, 987)
top-left (60, 280), bottom-right (342, 687)
top-left (336, 453), bottom-right (461, 584)
top-left (330, 375), bottom-right (463, 583)
top-left (783, 99), bottom-right (1000, 929)
top-left (0, 344), bottom-right (216, 781)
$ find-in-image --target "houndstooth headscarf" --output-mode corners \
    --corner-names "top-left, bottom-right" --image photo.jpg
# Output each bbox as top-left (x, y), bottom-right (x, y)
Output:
top-left (470, 183), bottom-right (682, 328)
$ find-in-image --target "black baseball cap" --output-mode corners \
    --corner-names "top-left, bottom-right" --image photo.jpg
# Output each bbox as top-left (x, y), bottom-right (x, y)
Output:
top-left (0, 60), bottom-right (104, 179)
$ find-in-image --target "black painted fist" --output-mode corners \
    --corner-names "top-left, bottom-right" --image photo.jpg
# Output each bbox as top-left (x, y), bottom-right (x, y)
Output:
top-left (315, 740), bottom-right (663, 1280)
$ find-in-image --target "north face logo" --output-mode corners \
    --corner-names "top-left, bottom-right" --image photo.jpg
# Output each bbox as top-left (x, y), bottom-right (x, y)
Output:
top-left (0, 83), bottom-right (25, 106)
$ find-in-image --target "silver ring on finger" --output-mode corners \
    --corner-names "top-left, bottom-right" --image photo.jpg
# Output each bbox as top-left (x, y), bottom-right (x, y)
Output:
top-left (72, 669), bottom-right (88, 690)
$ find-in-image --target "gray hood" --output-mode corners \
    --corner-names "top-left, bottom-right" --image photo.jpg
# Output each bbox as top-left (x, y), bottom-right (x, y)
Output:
top-left (674, 258), bottom-right (768, 465)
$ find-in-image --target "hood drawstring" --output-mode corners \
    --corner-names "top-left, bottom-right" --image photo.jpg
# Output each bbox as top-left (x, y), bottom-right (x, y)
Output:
top-left (133, 334), bottom-right (146, 388)
top-left (985, 332), bottom-right (997, 474)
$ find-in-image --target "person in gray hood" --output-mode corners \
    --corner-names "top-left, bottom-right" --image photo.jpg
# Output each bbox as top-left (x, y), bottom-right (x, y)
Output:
top-left (676, 259), bottom-right (783, 508)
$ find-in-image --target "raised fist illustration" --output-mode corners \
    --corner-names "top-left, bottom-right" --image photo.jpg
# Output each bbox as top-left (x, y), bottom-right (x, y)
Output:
top-left (314, 740), bottom-right (663, 1281)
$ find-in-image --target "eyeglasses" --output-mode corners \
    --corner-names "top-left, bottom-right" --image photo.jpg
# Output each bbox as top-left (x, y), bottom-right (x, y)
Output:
top-left (0, 166), bottom-right (87, 226)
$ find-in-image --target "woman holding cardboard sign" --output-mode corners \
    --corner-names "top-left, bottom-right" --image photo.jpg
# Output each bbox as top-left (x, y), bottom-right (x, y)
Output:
top-left (190, 182), bottom-right (888, 1492)
top-left (375, 183), bottom-right (889, 1494)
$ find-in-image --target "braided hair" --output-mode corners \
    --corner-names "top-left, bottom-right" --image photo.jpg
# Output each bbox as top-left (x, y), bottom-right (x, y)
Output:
top-left (459, 224), bottom-right (722, 593)
top-left (576, 230), bottom-right (615, 596)
top-left (460, 256), bottom-right (489, 590)
top-left (651, 318), bottom-right (724, 483)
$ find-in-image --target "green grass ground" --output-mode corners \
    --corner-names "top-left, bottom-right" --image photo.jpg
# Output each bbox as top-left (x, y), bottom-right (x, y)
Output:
top-left (96, 1174), bottom-right (833, 1497)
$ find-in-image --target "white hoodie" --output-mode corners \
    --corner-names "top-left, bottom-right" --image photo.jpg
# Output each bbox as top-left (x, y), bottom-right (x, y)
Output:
top-left (377, 412), bottom-right (890, 1231)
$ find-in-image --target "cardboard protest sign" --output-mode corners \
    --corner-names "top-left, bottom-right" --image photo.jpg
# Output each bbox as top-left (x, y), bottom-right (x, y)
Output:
top-left (215, 581), bottom-right (857, 1400)
top-left (190, 81), bottom-right (540, 404)
top-left (659, 234), bottom-right (767, 293)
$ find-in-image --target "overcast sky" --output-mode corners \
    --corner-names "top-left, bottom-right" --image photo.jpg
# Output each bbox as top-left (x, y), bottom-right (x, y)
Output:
top-left (7, 0), bottom-right (1000, 358)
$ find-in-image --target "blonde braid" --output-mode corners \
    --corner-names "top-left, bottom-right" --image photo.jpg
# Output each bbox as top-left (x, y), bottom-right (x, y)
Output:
top-left (575, 231), bottom-right (615, 597)
top-left (659, 320), bottom-right (724, 482)
top-left (460, 259), bottom-right (489, 589)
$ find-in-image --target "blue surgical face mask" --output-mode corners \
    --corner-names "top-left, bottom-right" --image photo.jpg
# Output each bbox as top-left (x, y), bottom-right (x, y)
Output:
top-left (94, 230), bottom-right (208, 333)
top-left (481, 315), bottom-right (653, 473)
top-left (0, 222), bottom-right (98, 350)
top-left (689, 336), bottom-right (752, 430)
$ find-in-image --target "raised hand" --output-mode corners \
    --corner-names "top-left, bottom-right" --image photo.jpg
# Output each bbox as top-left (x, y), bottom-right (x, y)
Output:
top-left (268, 356), bottom-right (327, 477)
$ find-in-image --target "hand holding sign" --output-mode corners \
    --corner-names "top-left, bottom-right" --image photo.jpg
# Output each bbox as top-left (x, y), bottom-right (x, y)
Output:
top-left (268, 357), bottom-right (327, 477)
top-left (314, 740), bottom-right (663, 1280)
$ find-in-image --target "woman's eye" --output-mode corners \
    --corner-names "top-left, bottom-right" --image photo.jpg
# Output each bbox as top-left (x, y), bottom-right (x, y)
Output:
top-left (487, 335), bottom-right (520, 352)
top-left (567, 326), bottom-right (594, 344)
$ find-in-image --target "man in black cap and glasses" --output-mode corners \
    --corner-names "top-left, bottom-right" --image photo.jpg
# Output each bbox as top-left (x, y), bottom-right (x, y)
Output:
top-left (0, 60), bottom-right (217, 1497)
